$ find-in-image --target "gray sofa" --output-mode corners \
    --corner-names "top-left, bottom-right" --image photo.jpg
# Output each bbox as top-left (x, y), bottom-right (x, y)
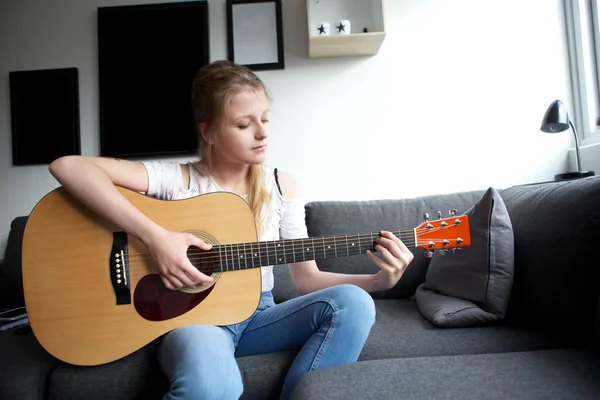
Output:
top-left (1, 176), bottom-right (600, 399)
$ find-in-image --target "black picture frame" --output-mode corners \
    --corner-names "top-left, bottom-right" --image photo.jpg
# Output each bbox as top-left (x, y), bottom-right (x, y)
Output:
top-left (9, 67), bottom-right (81, 166)
top-left (97, 1), bottom-right (210, 159)
top-left (226, 0), bottom-right (285, 71)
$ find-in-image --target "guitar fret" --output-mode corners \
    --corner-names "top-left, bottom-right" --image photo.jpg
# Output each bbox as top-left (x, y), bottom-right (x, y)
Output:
top-left (334, 236), bottom-right (338, 257)
top-left (302, 238), bottom-right (306, 262)
top-left (345, 234), bottom-right (349, 256)
top-left (218, 245), bottom-right (224, 272)
top-left (226, 245), bottom-right (230, 271)
top-left (230, 244), bottom-right (236, 271)
top-left (265, 241), bottom-right (270, 266)
top-left (371, 232), bottom-right (375, 253)
top-left (257, 241), bottom-right (261, 266)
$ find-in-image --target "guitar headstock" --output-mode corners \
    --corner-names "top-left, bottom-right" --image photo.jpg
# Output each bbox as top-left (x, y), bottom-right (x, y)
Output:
top-left (415, 211), bottom-right (471, 258)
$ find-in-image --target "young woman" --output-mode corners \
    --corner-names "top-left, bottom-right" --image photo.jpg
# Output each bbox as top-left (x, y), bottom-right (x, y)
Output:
top-left (49, 60), bottom-right (414, 400)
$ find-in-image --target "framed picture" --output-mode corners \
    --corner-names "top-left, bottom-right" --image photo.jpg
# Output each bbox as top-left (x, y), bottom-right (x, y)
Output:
top-left (9, 68), bottom-right (81, 166)
top-left (97, 1), bottom-right (209, 158)
top-left (226, 0), bottom-right (285, 71)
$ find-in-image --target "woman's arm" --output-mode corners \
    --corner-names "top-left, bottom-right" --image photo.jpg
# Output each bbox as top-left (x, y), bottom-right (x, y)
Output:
top-left (276, 171), bottom-right (413, 295)
top-left (49, 155), bottom-right (213, 289)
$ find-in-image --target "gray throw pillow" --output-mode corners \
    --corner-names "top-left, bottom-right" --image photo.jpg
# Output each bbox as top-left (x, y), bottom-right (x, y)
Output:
top-left (415, 187), bottom-right (514, 327)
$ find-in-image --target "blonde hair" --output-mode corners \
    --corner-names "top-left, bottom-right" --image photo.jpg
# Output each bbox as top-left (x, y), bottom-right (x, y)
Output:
top-left (191, 60), bottom-right (271, 234)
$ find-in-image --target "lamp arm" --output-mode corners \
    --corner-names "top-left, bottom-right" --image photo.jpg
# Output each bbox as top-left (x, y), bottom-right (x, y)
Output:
top-left (569, 120), bottom-right (583, 172)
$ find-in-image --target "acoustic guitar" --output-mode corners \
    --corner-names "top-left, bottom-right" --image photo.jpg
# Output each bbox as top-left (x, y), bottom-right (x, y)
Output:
top-left (22, 187), bottom-right (470, 366)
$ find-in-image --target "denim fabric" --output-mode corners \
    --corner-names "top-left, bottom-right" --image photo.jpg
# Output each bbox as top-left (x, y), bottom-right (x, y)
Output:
top-left (157, 284), bottom-right (376, 400)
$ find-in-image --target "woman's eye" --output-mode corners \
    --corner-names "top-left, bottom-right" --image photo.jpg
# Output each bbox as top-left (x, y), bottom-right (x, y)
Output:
top-left (262, 119), bottom-right (269, 123)
top-left (238, 124), bottom-right (250, 129)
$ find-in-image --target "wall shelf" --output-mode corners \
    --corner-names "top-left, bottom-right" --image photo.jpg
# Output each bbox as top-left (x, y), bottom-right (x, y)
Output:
top-left (307, 0), bottom-right (386, 59)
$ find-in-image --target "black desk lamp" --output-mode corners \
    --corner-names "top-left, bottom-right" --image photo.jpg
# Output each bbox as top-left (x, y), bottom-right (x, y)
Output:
top-left (540, 99), bottom-right (595, 180)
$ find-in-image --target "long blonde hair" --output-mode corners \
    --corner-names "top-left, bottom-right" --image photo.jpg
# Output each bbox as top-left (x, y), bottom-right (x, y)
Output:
top-left (191, 60), bottom-right (271, 234)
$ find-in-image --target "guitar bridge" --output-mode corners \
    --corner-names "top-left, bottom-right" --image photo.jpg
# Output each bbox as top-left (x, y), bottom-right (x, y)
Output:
top-left (110, 232), bottom-right (131, 305)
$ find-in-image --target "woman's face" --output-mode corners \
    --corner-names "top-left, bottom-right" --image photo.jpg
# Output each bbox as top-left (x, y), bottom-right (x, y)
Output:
top-left (211, 88), bottom-right (270, 167)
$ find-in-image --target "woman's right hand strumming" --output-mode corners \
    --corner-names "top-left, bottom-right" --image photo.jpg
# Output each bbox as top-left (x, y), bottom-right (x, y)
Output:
top-left (143, 229), bottom-right (214, 290)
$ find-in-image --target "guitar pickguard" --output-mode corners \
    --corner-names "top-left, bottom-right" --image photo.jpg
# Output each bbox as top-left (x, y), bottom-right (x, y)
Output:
top-left (133, 274), bottom-right (215, 321)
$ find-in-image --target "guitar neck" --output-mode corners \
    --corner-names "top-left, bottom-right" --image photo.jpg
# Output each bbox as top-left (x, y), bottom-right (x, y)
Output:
top-left (192, 230), bottom-right (416, 272)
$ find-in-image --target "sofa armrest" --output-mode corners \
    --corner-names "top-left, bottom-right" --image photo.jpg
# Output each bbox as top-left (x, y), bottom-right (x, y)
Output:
top-left (0, 217), bottom-right (28, 309)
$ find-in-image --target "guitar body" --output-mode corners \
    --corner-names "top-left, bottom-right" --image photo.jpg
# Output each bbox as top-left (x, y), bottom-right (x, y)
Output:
top-left (22, 187), bottom-right (261, 366)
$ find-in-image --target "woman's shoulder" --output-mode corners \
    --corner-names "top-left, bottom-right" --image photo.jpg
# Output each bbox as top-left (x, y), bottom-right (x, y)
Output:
top-left (264, 165), bottom-right (301, 202)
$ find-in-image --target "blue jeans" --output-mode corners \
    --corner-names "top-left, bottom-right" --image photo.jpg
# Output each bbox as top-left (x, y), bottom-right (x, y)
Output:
top-left (156, 283), bottom-right (376, 400)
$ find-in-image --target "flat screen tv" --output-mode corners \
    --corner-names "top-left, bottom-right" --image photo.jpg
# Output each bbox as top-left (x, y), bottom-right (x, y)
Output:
top-left (97, 1), bottom-right (210, 159)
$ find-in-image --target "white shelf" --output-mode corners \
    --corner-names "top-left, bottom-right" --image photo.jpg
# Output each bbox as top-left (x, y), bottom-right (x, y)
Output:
top-left (307, 0), bottom-right (386, 58)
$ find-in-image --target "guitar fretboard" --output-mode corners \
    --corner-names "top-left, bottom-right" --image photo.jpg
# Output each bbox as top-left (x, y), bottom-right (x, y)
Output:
top-left (190, 230), bottom-right (416, 272)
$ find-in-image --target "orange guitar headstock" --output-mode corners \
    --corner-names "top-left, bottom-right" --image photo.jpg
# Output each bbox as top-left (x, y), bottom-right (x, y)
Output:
top-left (415, 212), bottom-right (471, 258)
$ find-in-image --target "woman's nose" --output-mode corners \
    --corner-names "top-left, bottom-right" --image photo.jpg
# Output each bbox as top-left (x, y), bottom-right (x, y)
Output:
top-left (255, 124), bottom-right (268, 139)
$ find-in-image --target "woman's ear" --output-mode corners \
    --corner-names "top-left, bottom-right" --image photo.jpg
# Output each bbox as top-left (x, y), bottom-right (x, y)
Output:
top-left (199, 123), bottom-right (210, 144)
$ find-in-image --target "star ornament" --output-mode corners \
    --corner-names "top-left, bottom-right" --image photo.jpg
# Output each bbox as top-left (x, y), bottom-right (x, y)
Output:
top-left (336, 22), bottom-right (346, 33)
top-left (318, 24), bottom-right (327, 35)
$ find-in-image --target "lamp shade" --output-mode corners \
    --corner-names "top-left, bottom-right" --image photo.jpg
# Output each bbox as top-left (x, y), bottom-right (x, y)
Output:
top-left (539, 99), bottom-right (595, 180)
top-left (540, 99), bottom-right (569, 133)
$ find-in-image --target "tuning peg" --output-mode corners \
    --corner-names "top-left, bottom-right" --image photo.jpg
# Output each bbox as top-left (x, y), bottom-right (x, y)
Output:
top-left (424, 250), bottom-right (433, 259)
top-left (453, 247), bottom-right (462, 254)
top-left (438, 249), bottom-right (448, 256)
top-left (450, 209), bottom-right (458, 216)
top-left (423, 212), bottom-right (430, 222)
top-left (437, 211), bottom-right (442, 219)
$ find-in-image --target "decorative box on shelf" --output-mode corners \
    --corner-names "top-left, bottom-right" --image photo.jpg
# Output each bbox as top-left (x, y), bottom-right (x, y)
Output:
top-left (307, 0), bottom-right (386, 58)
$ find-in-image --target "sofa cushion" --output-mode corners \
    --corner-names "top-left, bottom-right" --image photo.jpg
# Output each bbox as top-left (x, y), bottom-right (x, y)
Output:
top-left (0, 329), bottom-right (58, 400)
top-left (414, 187), bottom-right (514, 327)
top-left (499, 176), bottom-right (600, 341)
top-left (0, 217), bottom-right (28, 309)
top-left (359, 299), bottom-right (574, 361)
top-left (47, 343), bottom-right (166, 400)
top-left (46, 341), bottom-right (296, 400)
top-left (291, 348), bottom-right (600, 400)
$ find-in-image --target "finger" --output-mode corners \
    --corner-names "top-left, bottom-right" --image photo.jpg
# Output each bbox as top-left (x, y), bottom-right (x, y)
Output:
top-left (162, 274), bottom-right (184, 291)
top-left (188, 234), bottom-right (212, 250)
top-left (380, 231), bottom-right (410, 254)
top-left (366, 250), bottom-right (385, 268)
top-left (160, 276), bottom-right (174, 290)
top-left (182, 261), bottom-right (213, 285)
top-left (375, 245), bottom-right (399, 271)
top-left (376, 237), bottom-right (402, 259)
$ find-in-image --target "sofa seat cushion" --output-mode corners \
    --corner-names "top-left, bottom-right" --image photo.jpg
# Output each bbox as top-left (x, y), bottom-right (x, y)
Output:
top-left (360, 299), bottom-right (576, 361)
top-left (0, 329), bottom-right (58, 400)
top-left (47, 343), bottom-right (167, 400)
top-left (292, 348), bottom-right (600, 400)
top-left (1, 328), bottom-right (297, 400)
top-left (47, 347), bottom-right (297, 400)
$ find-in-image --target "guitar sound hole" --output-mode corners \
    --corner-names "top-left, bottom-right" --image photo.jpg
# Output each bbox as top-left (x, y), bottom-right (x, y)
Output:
top-left (187, 247), bottom-right (217, 276)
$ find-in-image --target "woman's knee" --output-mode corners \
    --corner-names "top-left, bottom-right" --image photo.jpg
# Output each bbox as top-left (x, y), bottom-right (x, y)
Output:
top-left (326, 284), bottom-right (376, 323)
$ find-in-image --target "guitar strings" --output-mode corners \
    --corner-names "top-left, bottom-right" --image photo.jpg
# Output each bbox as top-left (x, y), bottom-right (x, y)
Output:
top-left (118, 238), bottom-right (457, 266)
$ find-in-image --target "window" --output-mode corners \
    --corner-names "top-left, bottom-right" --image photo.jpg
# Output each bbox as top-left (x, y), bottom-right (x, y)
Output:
top-left (565, 0), bottom-right (600, 144)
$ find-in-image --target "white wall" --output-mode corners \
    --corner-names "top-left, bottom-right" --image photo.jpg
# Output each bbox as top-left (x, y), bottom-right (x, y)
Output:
top-left (0, 0), bottom-right (578, 253)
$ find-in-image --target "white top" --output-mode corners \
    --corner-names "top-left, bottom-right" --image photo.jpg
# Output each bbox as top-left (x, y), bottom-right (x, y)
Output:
top-left (141, 161), bottom-right (309, 292)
